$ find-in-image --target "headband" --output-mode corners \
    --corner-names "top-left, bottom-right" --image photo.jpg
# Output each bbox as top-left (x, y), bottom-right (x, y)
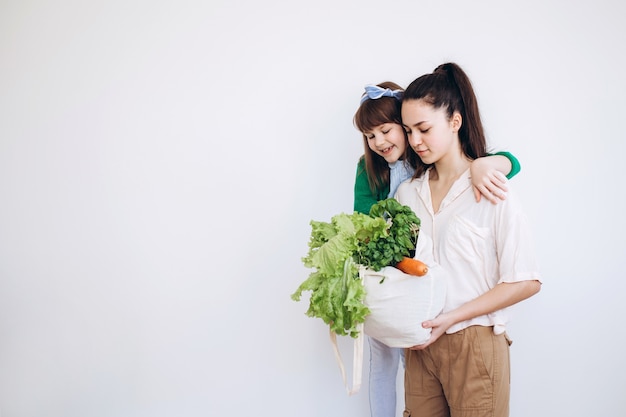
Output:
top-left (359, 84), bottom-right (404, 104)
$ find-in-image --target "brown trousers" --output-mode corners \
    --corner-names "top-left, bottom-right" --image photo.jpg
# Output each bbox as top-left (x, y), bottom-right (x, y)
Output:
top-left (403, 326), bottom-right (512, 417)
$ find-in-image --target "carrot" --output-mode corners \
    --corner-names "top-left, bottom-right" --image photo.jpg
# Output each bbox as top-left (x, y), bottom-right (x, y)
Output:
top-left (395, 257), bottom-right (428, 277)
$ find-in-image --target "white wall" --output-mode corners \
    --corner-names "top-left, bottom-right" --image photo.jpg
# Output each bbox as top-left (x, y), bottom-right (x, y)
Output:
top-left (1, 0), bottom-right (624, 416)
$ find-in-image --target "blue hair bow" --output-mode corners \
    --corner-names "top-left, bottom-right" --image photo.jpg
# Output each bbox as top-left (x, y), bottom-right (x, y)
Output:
top-left (360, 84), bottom-right (403, 104)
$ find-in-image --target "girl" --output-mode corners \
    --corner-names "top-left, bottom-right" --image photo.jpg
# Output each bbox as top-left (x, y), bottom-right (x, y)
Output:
top-left (353, 82), bottom-right (522, 417)
top-left (396, 63), bottom-right (542, 417)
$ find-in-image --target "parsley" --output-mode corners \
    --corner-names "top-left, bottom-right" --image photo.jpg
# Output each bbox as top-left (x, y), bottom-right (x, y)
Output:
top-left (357, 199), bottom-right (420, 271)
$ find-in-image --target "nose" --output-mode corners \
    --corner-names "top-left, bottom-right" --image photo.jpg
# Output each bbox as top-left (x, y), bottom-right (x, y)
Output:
top-left (407, 131), bottom-right (422, 148)
top-left (373, 133), bottom-right (386, 146)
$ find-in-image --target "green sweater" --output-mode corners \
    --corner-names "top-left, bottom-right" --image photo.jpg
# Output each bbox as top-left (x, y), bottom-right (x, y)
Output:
top-left (353, 151), bottom-right (521, 215)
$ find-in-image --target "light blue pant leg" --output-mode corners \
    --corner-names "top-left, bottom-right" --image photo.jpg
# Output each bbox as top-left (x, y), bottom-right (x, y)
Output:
top-left (368, 336), bottom-right (404, 417)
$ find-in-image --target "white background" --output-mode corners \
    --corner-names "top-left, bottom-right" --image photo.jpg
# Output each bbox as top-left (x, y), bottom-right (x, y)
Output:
top-left (1, 1), bottom-right (625, 416)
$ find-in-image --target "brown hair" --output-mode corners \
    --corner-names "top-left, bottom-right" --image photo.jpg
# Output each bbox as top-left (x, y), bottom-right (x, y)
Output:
top-left (353, 82), bottom-right (418, 194)
top-left (402, 63), bottom-right (487, 178)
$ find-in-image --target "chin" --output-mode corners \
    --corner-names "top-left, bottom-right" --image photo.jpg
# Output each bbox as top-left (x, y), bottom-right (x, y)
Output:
top-left (388, 153), bottom-right (403, 163)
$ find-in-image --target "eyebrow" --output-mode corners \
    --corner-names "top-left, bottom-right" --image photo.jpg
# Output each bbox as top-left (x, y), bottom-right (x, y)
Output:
top-left (404, 120), bottom-right (428, 128)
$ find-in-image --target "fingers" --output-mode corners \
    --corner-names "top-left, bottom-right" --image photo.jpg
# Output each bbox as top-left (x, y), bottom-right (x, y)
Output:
top-left (476, 185), bottom-right (499, 204)
top-left (494, 171), bottom-right (509, 187)
top-left (410, 335), bottom-right (433, 350)
top-left (410, 343), bottom-right (429, 350)
top-left (490, 172), bottom-right (509, 191)
top-left (484, 187), bottom-right (499, 204)
top-left (490, 188), bottom-right (507, 203)
top-left (477, 173), bottom-right (509, 204)
top-left (473, 186), bottom-right (482, 203)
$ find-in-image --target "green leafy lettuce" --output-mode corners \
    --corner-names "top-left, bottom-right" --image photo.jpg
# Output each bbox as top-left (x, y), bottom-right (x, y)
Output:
top-left (291, 199), bottom-right (420, 338)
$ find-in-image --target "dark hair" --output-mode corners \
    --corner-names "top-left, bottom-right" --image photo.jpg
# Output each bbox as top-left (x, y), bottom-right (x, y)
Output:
top-left (403, 63), bottom-right (487, 178)
top-left (353, 82), bottom-right (418, 194)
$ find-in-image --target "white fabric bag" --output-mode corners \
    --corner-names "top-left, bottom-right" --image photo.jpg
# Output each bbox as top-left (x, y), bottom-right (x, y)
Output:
top-left (330, 233), bottom-right (446, 395)
top-left (361, 233), bottom-right (447, 348)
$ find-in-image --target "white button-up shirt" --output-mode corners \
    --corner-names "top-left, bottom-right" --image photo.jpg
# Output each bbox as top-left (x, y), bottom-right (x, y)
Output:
top-left (395, 168), bottom-right (541, 334)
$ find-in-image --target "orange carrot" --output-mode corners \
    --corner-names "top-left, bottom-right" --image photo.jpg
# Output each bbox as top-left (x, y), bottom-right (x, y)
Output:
top-left (395, 257), bottom-right (428, 277)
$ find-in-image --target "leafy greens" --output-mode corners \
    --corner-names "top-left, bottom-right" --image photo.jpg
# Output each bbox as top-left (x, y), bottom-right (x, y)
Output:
top-left (291, 199), bottom-right (420, 337)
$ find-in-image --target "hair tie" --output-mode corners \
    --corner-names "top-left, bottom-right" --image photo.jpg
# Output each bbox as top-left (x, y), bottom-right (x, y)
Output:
top-left (360, 85), bottom-right (404, 104)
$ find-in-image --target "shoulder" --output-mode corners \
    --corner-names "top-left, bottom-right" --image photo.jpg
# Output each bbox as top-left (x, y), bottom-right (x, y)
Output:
top-left (354, 155), bottom-right (366, 174)
top-left (395, 176), bottom-right (425, 201)
top-left (354, 156), bottom-right (367, 179)
top-left (488, 186), bottom-right (530, 227)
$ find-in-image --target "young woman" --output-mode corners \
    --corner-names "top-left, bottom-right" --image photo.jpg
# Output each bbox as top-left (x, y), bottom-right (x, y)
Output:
top-left (395, 63), bottom-right (542, 417)
top-left (353, 81), bottom-right (522, 417)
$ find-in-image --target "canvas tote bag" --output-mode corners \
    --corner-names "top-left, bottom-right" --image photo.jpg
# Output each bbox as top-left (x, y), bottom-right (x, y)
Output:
top-left (330, 233), bottom-right (447, 394)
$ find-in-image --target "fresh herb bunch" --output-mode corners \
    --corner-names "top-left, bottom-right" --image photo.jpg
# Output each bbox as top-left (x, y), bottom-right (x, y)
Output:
top-left (356, 199), bottom-right (420, 271)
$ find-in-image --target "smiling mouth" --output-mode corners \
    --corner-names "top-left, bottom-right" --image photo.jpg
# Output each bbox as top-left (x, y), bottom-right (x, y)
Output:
top-left (380, 146), bottom-right (394, 154)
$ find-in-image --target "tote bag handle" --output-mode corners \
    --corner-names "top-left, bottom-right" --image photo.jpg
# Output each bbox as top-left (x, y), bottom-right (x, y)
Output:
top-left (329, 323), bottom-right (364, 396)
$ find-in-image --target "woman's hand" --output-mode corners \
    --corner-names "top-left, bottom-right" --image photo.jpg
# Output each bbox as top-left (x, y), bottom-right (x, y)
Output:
top-left (470, 157), bottom-right (509, 204)
top-left (409, 312), bottom-right (454, 350)
top-left (410, 280), bottom-right (542, 350)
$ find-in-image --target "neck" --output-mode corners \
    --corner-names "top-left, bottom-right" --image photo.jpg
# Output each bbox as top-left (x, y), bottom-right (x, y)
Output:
top-left (431, 151), bottom-right (471, 183)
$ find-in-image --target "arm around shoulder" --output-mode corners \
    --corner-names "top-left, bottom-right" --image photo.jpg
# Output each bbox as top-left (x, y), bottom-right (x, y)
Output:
top-left (492, 151), bottom-right (521, 179)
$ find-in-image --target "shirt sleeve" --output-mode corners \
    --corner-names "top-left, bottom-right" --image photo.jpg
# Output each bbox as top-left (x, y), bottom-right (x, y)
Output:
top-left (495, 191), bottom-right (542, 284)
top-left (492, 151), bottom-right (521, 179)
top-left (353, 157), bottom-right (379, 214)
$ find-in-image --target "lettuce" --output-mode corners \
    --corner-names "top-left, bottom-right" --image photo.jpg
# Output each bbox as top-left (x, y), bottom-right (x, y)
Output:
top-left (291, 199), bottom-right (420, 337)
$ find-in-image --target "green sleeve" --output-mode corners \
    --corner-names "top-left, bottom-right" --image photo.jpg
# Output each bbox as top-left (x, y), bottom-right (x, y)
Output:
top-left (353, 158), bottom-right (386, 214)
top-left (492, 151), bottom-right (521, 179)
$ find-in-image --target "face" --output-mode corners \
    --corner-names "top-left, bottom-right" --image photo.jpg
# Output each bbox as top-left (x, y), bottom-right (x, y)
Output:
top-left (364, 123), bottom-right (407, 164)
top-left (401, 99), bottom-right (460, 165)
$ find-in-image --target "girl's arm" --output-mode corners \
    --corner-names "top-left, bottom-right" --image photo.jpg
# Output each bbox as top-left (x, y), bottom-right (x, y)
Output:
top-left (470, 151), bottom-right (521, 204)
top-left (411, 280), bottom-right (541, 350)
top-left (353, 157), bottom-right (379, 214)
top-left (495, 151), bottom-right (521, 179)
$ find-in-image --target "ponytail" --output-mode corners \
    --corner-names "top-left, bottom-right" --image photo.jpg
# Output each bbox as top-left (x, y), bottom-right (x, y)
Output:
top-left (404, 63), bottom-right (487, 161)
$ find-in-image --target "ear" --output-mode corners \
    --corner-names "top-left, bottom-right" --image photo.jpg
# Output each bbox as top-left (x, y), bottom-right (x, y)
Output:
top-left (451, 111), bottom-right (462, 133)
